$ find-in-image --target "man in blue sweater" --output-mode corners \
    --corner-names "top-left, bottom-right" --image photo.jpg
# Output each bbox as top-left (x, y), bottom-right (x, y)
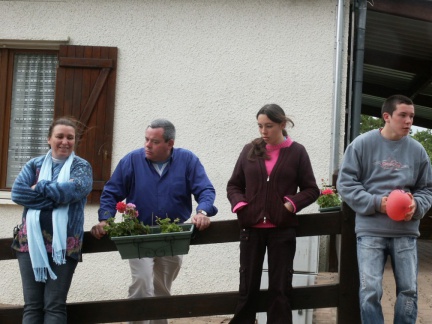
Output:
top-left (337, 95), bottom-right (432, 324)
top-left (91, 118), bottom-right (217, 324)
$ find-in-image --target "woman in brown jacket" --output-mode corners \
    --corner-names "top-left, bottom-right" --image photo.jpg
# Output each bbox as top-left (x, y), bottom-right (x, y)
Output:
top-left (227, 104), bottom-right (319, 324)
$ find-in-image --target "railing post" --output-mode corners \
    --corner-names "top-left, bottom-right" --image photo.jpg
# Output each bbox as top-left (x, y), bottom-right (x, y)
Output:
top-left (338, 202), bottom-right (361, 323)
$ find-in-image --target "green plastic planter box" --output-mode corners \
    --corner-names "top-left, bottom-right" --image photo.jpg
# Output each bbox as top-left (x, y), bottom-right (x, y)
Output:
top-left (318, 206), bottom-right (341, 213)
top-left (111, 224), bottom-right (194, 259)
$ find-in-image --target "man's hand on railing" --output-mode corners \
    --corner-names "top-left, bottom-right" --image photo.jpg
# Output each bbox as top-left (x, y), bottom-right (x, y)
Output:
top-left (191, 213), bottom-right (211, 231)
top-left (91, 221), bottom-right (108, 239)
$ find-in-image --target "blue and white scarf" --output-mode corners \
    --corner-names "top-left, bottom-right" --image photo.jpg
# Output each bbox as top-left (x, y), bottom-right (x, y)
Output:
top-left (26, 150), bottom-right (75, 282)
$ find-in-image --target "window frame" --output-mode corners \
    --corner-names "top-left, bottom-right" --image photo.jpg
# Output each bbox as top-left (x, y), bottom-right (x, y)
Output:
top-left (0, 48), bottom-right (58, 190)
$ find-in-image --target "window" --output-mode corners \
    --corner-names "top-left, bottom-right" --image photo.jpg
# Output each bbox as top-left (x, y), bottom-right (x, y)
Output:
top-left (0, 45), bottom-right (117, 203)
top-left (6, 51), bottom-right (58, 187)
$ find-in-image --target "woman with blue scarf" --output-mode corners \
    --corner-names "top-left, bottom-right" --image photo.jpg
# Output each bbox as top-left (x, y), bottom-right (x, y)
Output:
top-left (11, 116), bottom-right (93, 323)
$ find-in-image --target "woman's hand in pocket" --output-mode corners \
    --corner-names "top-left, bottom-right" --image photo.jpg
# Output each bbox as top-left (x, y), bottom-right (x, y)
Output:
top-left (284, 201), bottom-right (294, 212)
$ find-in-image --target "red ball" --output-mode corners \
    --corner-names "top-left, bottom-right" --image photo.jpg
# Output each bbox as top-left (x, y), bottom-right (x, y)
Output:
top-left (386, 190), bottom-right (411, 221)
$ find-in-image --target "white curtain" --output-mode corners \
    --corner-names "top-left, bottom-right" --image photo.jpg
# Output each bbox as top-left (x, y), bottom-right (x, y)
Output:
top-left (6, 54), bottom-right (58, 187)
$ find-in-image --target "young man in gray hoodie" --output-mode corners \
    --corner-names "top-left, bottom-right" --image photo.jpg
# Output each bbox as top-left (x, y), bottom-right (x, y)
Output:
top-left (337, 94), bottom-right (432, 324)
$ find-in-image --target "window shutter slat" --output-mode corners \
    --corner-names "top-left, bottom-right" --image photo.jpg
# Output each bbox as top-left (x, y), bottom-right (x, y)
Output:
top-left (59, 57), bottom-right (113, 68)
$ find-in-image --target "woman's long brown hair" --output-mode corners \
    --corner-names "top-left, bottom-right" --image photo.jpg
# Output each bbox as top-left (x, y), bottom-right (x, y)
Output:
top-left (247, 104), bottom-right (294, 161)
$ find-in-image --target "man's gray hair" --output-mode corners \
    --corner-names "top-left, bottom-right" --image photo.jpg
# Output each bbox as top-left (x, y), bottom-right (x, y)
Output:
top-left (148, 118), bottom-right (176, 141)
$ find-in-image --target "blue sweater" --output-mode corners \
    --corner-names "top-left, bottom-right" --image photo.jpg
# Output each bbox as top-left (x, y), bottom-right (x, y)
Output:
top-left (337, 129), bottom-right (432, 237)
top-left (11, 155), bottom-right (93, 261)
top-left (98, 148), bottom-right (218, 224)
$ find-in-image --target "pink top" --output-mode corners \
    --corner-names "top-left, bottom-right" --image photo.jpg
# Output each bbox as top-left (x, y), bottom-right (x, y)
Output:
top-left (233, 137), bottom-right (294, 228)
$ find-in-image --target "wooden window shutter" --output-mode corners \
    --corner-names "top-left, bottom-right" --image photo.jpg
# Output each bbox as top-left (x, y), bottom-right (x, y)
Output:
top-left (54, 45), bottom-right (117, 204)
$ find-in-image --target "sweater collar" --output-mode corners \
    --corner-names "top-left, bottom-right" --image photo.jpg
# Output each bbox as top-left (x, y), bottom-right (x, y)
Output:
top-left (266, 136), bottom-right (293, 151)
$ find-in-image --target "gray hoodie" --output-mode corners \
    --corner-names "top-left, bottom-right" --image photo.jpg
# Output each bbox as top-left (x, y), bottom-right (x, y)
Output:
top-left (337, 129), bottom-right (432, 237)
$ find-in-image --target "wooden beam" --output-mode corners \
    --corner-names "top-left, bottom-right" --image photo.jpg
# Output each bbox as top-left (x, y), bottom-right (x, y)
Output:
top-left (0, 284), bottom-right (340, 324)
top-left (368, 0), bottom-right (432, 23)
top-left (364, 50), bottom-right (432, 75)
top-left (0, 213), bottom-right (343, 260)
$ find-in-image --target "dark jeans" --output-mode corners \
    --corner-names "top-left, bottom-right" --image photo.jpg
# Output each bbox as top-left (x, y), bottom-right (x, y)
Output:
top-left (230, 227), bottom-right (296, 324)
top-left (17, 252), bottom-right (78, 324)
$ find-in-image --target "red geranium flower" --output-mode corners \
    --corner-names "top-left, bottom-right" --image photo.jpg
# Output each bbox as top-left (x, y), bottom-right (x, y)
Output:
top-left (104, 202), bottom-right (147, 237)
top-left (116, 201), bottom-right (127, 213)
top-left (317, 178), bottom-right (341, 208)
top-left (321, 188), bottom-right (334, 195)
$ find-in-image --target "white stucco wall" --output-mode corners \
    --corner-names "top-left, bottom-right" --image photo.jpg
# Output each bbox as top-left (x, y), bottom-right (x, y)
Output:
top-left (0, 0), bottom-right (348, 305)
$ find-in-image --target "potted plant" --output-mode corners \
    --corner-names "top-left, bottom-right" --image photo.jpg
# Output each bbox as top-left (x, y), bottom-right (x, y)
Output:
top-left (317, 179), bottom-right (342, 212)
top-left (104, 202), bottom-right (194, 259)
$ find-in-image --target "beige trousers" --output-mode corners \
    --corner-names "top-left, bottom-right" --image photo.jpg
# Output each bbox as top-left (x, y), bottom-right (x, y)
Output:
top-left (127, 255), bottom-right (183, 324)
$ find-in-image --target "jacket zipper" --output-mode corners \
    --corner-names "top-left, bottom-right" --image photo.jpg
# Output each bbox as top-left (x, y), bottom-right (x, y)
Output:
top-left (263, 175), bottom-right (270, 223)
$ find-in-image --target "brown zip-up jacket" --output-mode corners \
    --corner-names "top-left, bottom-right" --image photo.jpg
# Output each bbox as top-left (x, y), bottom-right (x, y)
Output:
top-left (227, 142), bottom-right (319, 228)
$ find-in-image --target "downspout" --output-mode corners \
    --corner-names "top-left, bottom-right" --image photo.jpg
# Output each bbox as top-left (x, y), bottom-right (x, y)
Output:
top-left (330, 0), bottom-right (345, 180)
top-left (350, 0), bottom-right (367, 142)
